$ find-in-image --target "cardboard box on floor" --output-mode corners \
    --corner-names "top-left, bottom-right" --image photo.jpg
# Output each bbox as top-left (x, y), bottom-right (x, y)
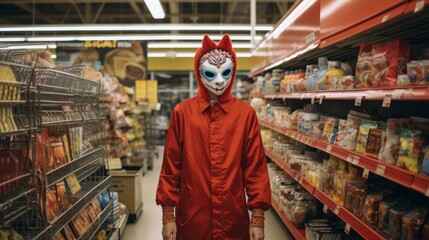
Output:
top-left (108, 158), bottom-right (143, 215)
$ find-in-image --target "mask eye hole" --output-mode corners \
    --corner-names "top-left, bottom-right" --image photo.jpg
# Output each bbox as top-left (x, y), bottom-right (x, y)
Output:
top-left (202, 69), bottom-right (216, 81)
top-left (221, 67), bottom-right (233, 79)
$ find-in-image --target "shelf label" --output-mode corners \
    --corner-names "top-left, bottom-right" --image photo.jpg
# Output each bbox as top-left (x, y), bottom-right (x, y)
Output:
top-left (282, 95), bottom-right (286, 101)
top-left (345, 223), bottom-right (351, 235)
top-left (392, 89), bottom-right (405, 99)
top-left (311, 96), bottom-right (316, 104)
top-left (334, 205), bottom-right (340, 215)
top-left (382, 95), bottom-right (392, 108)
top-left (326, 145), bottom-right (332, 154)
top-left (355, 96), bottom-right (363, 106)
top-left (300, 94), bottom-right (304, 100)
top-left (323, 204), bottom-right (329, 214)
top-left (376, 164), bottom-right (386, 177)
top-left (319, 95), bottom-right (324, 105)
top-left (382, 14), bottom-right (390, 23)
top-left (352, 156), bottom-right (360, 165)
top-left (362, 169), bottom-right (369, 179)
top-left (415, 0), bottom-right (425, 12)
top-left (346, 154), bottom-right (354, 163)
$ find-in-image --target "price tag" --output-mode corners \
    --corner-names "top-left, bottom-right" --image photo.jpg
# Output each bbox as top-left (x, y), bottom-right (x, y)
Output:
top-left (362, 169), bottom-right (369, 179)
top-left (352, 156), bottom-right (360, 165)
top-left (415, 0), bottom-right (425, 12)
top-left (323, 204), bottom-right (329, 214)
top-left (334, 205), bottom-right (340, 215)
top-left (311, 96), bottom-right (316, 104)
top-left (282, 95), bottom-right (286, 101)
top-left (392, 89), bottom-right (405, 99)
top-left (271, 95), bottom-right (275, 100)
top-left (298, 176), bottom-right (303, 185)
top-left (300, 94), bottom-right (304, 100)
top-left (382, 14), bottom-right (390, 23)
top-left (382, 95), bottom-right (392, 108)
top-left (376, 164), bottom-right (386, 177)
top-left (355, 96), bottom-right (363, 106)
top-left (345, 223), bottom-right (351, 235)
top-left (319, 95), bottom-right (324, 105)
top-left (326, 145), bottom-right (332, 154)
top-left (346, 155), bottom-right (354, 163)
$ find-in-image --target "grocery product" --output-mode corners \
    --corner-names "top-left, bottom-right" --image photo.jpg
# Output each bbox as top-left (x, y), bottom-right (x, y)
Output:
top-left (388, 203), bottom-right (415, 240)
top-left (365, 122), bottom-right (386, 160)
top-left (396, 128), bottom-right (423, 173)
top-left (420, 145), bottom-right (429, 176)
top-left (63, 224), bottom-right (77, 240)
top-left (355, 120), bottom-right (378, 154)
top-left (370, 39), bottom-right (410, 87)
top-left (56, 182), bottom-right (69, 208)
top-left (356, 43), bottom-right (373, 88)
top-left (382, 119), bottom-right (411, 165)
top-left (54, 232), bottom-right (66, 240)
top-left (316, 57), bottom-right (329, 91)
top-left (321, 117), bottom-right (339, 143)
top-left (336, 75), bottom-right (355, 89)
top-left (332, 161), bottom-right (348, 206)
top-left (298, 112), bottom-right (320, 136)
top-left (361, 190), bottom-right (392, 228)
top-left (377, 195), bottom-right (403, 236)
top-left (71, 210), bottom-right (92, 237)
top-left (343, 179), bottom-right (367, 217)
top-left (64, 173), bottom-right (81, 195)
top-left (50, 136), bottom-right (67, 168)
top-left (401, 206), bottom-right (428, 240)
top-left (324, 61), bottom-right (346, 90)
top-left (46, 187), bottom-right (59, 222)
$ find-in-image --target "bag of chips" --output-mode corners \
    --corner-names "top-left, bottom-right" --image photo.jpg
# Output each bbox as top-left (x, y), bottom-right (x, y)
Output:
top-left (355, 43), bottom-right (373, 88)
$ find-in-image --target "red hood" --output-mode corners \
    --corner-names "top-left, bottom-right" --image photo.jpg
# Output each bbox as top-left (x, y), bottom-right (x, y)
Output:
top-left (194, 34), bottom-right (237, 103)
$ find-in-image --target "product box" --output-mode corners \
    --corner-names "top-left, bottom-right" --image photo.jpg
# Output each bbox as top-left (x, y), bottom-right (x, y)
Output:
top-left (110, 164), bottom-right (143, 215)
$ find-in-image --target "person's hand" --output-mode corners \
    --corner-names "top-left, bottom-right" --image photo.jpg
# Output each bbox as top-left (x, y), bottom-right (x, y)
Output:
top-left (250, 226), bottom-right (264, 240)
top-left (162, 222), bottom-right (177, 240)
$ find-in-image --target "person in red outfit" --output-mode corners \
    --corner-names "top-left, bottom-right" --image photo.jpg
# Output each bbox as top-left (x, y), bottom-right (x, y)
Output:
top-left (156, 34), bottom-right (271, 240)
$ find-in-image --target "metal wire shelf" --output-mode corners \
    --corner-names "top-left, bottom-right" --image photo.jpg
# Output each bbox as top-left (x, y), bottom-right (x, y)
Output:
top-left (49, 176), bottom-right (111, 234)
top-left (46, 147), bottom-right (105, 187)
top-left (78, 200), bottom-right (113, 240)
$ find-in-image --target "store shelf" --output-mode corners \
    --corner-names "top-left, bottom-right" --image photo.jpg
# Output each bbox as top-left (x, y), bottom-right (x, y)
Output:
top-left (266, 149), bottom-right (386, 240)
top-left (47, 147), bottom-right (105, 186)
top-left (271, 200), bottom-right (306, 240)
top-left (51, 176), bottom-right (111, 234)
top-left (79, 201), bottom-right (113, 240)
top-left (260, 120), bottom-right (419, 192)
top-left (251, 85), bottom-right (429, 101)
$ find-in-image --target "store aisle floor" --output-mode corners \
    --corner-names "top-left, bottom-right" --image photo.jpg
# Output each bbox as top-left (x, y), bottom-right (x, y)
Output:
top-left (122, 146), bottom-right (293, 240)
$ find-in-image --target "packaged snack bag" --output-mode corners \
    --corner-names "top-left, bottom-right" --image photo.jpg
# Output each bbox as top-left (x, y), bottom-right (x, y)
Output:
top-left (355, 43), bottom-right (373, 88)
top-left (396, 128), bottom-right (423, 173)
top-left (356, 120), bottom-right (378, 154)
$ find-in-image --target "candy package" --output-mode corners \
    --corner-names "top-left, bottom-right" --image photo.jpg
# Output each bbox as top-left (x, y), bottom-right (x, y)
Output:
top-left (401, 206), bottom-right (428, 240)
top-left (365, 122), bottom-right (387, 160)
top-left (56, 182), bottom-right (69, 208)
top-left (382, 119), bottom-right (412, 165)
top-left (377, 195), bottom-right (403, 237)
top-left (356, 120), bottom-right (378, 154)
top-left (355, 43), bottom-right (373, 88)
top-left (344, 180), bottom-right (367, 217)
top-left (50, 136), bottom-right (66, 169)
top-left (388, 203), bottom-right (416, 240)
top-left (396, 128), bottom-right (423, 173)
top-left (361, 190), bottom-right (391, 228)
top-left (321, 117), bottom-right (339, 143)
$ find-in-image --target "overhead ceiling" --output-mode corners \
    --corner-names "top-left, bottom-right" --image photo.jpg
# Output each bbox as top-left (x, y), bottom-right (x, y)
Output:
top-left (0, 0), bottom-right (295, 33)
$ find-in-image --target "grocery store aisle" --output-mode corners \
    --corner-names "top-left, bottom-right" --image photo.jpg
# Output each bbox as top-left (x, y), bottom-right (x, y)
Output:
top-left (122, 146), bottom-right (292, 240)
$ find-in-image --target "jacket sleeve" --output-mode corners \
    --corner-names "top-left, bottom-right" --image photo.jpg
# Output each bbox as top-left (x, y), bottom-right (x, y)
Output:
top-left (243, 109), bottom-right (272, 211)
top-left (156, 105), bottom-right (183, 207)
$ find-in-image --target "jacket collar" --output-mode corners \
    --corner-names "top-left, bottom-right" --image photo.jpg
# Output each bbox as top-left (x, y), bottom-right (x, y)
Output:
top-left (197, 96), bottom-right (231, 113)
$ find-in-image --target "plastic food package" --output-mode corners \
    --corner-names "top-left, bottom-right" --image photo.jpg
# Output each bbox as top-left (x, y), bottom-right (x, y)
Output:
top-left (361, 190), bottom-right (392, 228)
top-left (377, 195), bottom-right (403, 237)
top-left (396, 128), bottom-right (423, 173)
top-left (50, 136), bottom-right (66, 169)
top-left (71, 211), bottom-right (92, 237)
top-left (382, 119), bottom-right (412, 165)
top-left (46, 188), bottom-right (59, 222)
top-left (355, 120), bottom-right (378, 154)
top-left (365, 122), bottom-right (387, 160)
top-left (54, 232), bottom-right (66, 240)
top-left (290, 110), bottom-right (303, 131)
top-left (336, 111), bottom-right (370, 150)
top-left (56, 182), bottom-right (69, 208)
top-left (332, 161), bottom-right (348, 206)
top-left (298, 112), bottom-right (320, 136)
top-left (370, 39), bottom-right (410, 87)
top-left (316, 57), bottom-right (329, 91)
top-left (344, 180), bottom-right (367, 217)
top-left (420, 145), bottom-right (429, 176)
top-left (63, 224), bottom-right (77, 240)
top-left (401, 206), bottom-right (428, 240)
top-left (43, 129), bottom-right (55, 172)
top-left (356, 43), bottom-right (373, 88)
top-left (407, 60), bottom-right (429, 85)
top-left (388, 204), bottom-right (415, 240)
top-left (321, 117), bottom-right (339, 143)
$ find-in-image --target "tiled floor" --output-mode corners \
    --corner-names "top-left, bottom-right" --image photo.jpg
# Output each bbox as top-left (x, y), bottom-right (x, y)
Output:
top-left (122, 146), bottom-right (293, 240)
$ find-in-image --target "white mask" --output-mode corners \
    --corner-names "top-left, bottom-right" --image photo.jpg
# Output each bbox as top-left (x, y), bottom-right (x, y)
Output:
top-left (199, 49), bottom-right (234, 97)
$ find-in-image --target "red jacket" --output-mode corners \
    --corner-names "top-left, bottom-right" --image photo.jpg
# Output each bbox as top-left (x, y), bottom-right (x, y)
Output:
top-left (156, 35), bottom-right (271, 240)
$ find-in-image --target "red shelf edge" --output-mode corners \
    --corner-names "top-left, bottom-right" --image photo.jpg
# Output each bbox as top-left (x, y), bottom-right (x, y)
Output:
top-left (271, 200), bottom-right (306, 240)
top-left (252, 86), bottom-right (429, 101)
top-left (260, 121), bottom-right (417, 192)
top-left (411, 174), bottom-right (429, 196)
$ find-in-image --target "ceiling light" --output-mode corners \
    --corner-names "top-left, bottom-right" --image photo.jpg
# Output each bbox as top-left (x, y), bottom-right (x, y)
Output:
top-left (0, 24), bottom-right (273, 32)
top-left (148, 42), bottom-right (252, 48)
top-left (26, 35), bottom-right (262, 42)
top-left (1, 44), bottom-right (57, 50)
top-left (144, 0), bottom-right (165, 19)
top-left (0, 37), bottom-right (26, 42)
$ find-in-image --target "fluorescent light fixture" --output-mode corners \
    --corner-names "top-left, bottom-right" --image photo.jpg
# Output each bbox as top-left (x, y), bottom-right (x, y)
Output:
top-left (0, 37), bottom-right (26, 42)
top-left (2, 44), bottom-right (57, 50)
top-left (26, 35), bottom-right (262, 42)
top-left (144, 0), bottom-right (165, 19)
top-left (148, 42), bottom-right (252, 48)
top-left (51, 54), bottom-right (57, 59)
top-left (148, 52), bottom-right (251, 58)
top-left (0, 24), bottom-right (272, 32)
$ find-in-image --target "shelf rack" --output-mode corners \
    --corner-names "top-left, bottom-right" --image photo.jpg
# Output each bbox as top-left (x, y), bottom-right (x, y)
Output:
top-left (266, 149), bottom-right (386, 240)
top-left (260, 120), bottom-right (429, 196)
